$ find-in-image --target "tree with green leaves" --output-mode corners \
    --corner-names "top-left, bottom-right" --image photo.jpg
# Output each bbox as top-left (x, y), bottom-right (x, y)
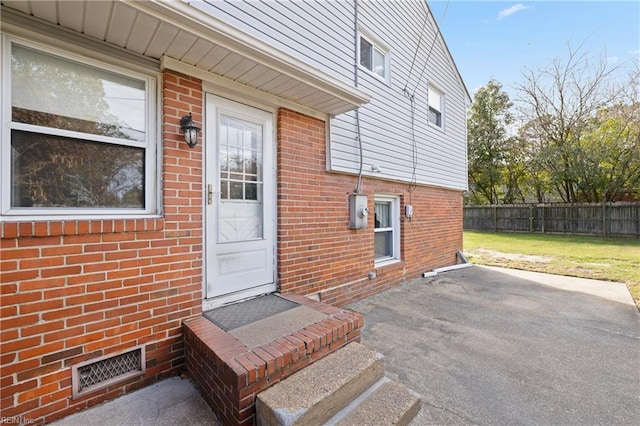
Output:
top-left (467, 79), bottom-right (514, 205)
top-left (516, 119), bottom-right (553, 203)
top-left (577, 100), bottom-right (640, 202)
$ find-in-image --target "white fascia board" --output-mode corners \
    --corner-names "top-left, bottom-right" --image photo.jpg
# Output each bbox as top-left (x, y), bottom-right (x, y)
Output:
top-left (125, 0), bottom-right (371, 111)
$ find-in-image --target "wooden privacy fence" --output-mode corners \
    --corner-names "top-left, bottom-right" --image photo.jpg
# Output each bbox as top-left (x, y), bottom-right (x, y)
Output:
top-left (464, 202), bottom-right (640, 237)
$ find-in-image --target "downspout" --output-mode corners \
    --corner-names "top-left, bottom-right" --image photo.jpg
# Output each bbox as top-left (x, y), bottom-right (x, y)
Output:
top-left (353, 0), bottom-right (364, 193)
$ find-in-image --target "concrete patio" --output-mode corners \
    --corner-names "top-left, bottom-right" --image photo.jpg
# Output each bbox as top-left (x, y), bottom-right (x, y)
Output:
top-left (52, 265), bottom-right (640, 425)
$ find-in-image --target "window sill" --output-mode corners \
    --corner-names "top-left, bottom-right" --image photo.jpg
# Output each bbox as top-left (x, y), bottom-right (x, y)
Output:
top-left (374, 258), bottom-right (401, 269)
top-left (358, 65), bottom-right (390, 87)
top-left (428, 122), bottom-right (445, 133)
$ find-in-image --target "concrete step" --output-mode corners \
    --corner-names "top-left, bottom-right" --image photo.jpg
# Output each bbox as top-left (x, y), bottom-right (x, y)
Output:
top-left (329, 378), bottom-right (421, 426)
top-left (256, 342), bottom-right (385, 426)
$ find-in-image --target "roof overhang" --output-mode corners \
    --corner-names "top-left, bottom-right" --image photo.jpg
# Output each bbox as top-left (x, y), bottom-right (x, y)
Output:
top-left (1, 0), bottom-right (370, 116)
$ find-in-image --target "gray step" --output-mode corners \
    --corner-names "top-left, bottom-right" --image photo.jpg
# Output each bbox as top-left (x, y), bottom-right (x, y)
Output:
top-left (256, 342), bottom-right (385, 426)
top-left (330, 378), bottom-right (421, 426)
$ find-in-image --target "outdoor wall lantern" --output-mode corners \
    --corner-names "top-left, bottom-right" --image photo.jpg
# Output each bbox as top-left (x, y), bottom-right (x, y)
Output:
top-left (180, 113), bottom-right (201, 148)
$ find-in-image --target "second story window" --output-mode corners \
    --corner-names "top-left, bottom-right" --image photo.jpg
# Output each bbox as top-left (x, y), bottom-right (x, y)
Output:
top-left (359, 33), bottom-right (388, 81)
top-left (428, 86), bottom-right (444, 128)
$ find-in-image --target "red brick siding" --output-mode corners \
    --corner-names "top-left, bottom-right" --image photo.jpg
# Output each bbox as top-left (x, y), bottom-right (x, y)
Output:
top-left (1, 83), bottom-right (463, 424)
top-left (277, 108), bottom-right (463, 306)
top-left (0, 71), bottom-right (204, 424)
top-left (184, 294), bottom-right (363, 425)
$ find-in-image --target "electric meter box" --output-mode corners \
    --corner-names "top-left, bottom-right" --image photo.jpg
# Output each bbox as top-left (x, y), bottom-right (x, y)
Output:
top-left (349, 193), bottom-right (369, 229)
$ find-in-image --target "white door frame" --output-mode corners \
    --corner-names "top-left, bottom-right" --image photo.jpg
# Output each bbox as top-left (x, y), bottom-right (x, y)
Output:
top-left (202, 94), bottom-right (277, 310)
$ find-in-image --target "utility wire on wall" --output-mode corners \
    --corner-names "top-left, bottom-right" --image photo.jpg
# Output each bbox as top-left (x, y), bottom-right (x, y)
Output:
top-left (412, 1), bottom-right (450, 94)
top-left (352, 0), bottom-right (450, 196)
top-left (353, 0), bottom-right (364, 194)
top-left (403, 91), bottom-right (418, 224)
top-left (401, 0), bottom-right (450, 200)
top-left (403, 5), bottom-right (429, 94)
top-left (401, 2), bottom-right (431, 199)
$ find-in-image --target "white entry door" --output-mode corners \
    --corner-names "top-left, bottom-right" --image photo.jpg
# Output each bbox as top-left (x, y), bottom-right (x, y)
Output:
top-left (205, 95), bottom-right (276, 301)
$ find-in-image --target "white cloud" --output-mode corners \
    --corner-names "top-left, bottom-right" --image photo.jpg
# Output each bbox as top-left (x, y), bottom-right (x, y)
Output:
top-left (607, 56), bottom-right (620, 64)
top-left (497, 4), bottom-right (530, 20)
top-left (629, 49), bottom-right (640, 56)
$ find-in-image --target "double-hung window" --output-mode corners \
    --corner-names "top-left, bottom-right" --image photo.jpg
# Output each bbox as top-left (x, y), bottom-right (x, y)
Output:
top-left (359, 33), bottom-right (389, 81)
top-left (428, 86), bottom-right (444, 129)
top-left (374, 194), bottom-right (401, 265)
top-left (2, 38), bottom-right (157, 217)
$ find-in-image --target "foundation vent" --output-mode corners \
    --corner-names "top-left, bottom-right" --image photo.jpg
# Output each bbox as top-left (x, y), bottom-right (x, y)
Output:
top-left (72, 346), bottom-right (145, 399)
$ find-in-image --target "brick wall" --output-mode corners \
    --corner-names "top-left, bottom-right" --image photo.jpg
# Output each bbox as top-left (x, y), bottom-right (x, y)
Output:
top-left (0, 71), bottom-right (204, 424)
top-left (1, 80), bottom-right (463, 424)
top-left (277, 108), bottom-right (463, 306)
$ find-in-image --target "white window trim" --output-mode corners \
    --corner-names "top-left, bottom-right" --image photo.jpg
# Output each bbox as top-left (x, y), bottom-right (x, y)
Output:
top-left (1, 35), bottom-right (160, 220)
top-left (374, 194), bottom-right (401, 267)
top-left (358, 30), bottom-right (391, 84)
top-left (428, 84), bottom-right (445, 131)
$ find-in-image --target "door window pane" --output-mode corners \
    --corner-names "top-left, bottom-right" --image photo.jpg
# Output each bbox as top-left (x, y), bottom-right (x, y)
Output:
top-left (229, 181), bottom-right (244, 200)
top-left (245, 183), bottom-right (258, 201)
top-left (218, 114), bottom-right (264, 242)
top-left (219, 115), bottom-right (262, 202)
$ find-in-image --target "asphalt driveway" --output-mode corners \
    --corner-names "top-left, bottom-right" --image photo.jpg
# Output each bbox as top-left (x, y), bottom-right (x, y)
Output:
top-left (348, 265), bottom-right (640, 425)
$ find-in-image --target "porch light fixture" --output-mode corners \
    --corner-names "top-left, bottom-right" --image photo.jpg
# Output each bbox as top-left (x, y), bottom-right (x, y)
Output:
top-left (180, 113), bottom-right (201, 148)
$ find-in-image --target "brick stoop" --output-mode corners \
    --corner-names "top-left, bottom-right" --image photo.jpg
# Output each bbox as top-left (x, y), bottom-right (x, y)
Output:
top-left (183, 294), bottom-right (364, 425)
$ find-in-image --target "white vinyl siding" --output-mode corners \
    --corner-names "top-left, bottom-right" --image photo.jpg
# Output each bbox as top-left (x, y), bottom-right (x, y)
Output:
top-left (329, 0), bottom-right (468, 191)
top-left (193, 0), bottom-right (355, 83)
top-left (184, 0), bottom-right (468, 191)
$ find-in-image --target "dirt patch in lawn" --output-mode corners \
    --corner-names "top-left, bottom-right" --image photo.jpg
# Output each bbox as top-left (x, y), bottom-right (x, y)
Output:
top-left (466, 249), bottom-right (555, 264)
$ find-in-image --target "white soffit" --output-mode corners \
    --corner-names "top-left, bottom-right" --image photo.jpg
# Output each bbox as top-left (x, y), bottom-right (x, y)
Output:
top-left (0, 0), bottom-right (370, 116)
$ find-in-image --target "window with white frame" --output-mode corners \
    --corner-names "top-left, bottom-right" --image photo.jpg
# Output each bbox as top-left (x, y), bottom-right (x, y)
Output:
top-left (428, 86), bottom-right (444, 128)
top-left (2, 38), bottom-right (157, 216)
top-left (359, 32), bottom-right (389, 81)
top-left (374, 194), bottom-right (400, 264)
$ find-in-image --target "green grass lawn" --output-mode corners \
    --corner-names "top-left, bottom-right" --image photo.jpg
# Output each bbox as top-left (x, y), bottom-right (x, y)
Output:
top-left (463, 231), bottom-right (640, 309)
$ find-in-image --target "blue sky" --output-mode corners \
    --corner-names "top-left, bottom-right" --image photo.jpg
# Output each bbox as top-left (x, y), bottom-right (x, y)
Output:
top-left (427, 1), bottom-right (640, 99)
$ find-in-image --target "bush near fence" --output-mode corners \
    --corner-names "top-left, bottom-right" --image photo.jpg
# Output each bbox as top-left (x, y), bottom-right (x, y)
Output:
top-left (464, 202), bottom-right (640, 237)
